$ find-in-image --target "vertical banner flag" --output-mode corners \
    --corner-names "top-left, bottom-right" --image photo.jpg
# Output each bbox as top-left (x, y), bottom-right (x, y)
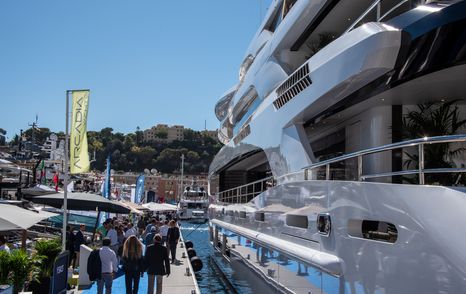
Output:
top-left (135, 175), bottom-right (145, 204)
top-left (70, 90), bottom-right (90, 174)
top-left (103, 154), bottom-right (111, 199)
top-left (100, 154), bottom-right (111, 224)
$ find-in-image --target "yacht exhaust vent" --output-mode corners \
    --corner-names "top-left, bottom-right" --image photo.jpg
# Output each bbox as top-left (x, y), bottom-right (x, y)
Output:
top-left (233, 124), bottom-right (251, 145)
top-left (286, 214), bottom-right (308, 229)
top-left (255, 212), bottom-right (265, 222)
top-left (274, 64), bottom-right (311, 109)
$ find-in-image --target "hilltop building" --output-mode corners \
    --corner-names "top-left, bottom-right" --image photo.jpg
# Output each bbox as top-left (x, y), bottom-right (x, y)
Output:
top-left (143, 124), bottom-right (184, 143)
top-left (142, 124), bottom-right (219, 143)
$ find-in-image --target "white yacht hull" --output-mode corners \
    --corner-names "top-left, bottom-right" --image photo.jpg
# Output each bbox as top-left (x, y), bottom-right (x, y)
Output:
top-left (209, 181), bottom-right (466, 293)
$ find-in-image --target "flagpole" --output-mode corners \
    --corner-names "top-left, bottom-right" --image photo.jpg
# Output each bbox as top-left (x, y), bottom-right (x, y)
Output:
top-left (62, 90), bottom-right (70, 251)
top-left (179, 154), bottom-right (184, 202)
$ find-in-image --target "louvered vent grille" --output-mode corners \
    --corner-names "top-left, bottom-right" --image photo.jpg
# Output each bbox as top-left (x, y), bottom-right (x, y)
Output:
top-left (273, 64), bottom-right (311, 109)
top-left (233, 125), bottom-right (251, 145)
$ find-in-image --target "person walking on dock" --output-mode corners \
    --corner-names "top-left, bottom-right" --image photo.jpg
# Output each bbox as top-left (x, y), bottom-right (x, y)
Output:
top-left (66, 225), bottom-right (76, 268)
top-left (145, 226), bottom-right (157, 246)
top-left (124, 222), bottom-right (137, 238)
top-left (145, 234), bottom-right (170, 294)
top-left (166, 220), bottom-right (180, 264)
top-left (122, 236), bottom-right (145, 294)
top-left (143, 218), bottom-right (158, 238)
top-left (159, 220), bottom-right (169, 246)
top-left (98, 238), bottom-right (118, 294)
top-left (74, 224), bottom-right (86, 267)
top-left (105, 222), bottom-right (119, 255)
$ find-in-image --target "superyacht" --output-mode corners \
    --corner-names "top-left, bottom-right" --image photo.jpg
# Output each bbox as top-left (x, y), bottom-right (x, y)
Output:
top-left (208, 0), bottom-right (466, 293)
top-left (177, 184), bottom-right (209, 222)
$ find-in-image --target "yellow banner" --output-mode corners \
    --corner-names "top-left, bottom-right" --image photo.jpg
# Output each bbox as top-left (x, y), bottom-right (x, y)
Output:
top-left (70, 90), bottom-right (90, 174)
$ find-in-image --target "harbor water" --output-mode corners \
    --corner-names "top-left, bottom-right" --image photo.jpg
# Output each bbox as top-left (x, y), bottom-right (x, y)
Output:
top-left (180, 221), bottom-right (237, 294)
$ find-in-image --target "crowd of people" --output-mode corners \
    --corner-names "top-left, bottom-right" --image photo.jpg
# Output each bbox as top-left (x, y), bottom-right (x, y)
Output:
top-left (67, 212), bottom-right (181, 294)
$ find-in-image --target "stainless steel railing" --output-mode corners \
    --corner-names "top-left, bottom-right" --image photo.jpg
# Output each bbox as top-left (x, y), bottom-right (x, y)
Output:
top-left (217, 134), bottom-right (466, 204)
top-left (345, 0), bottom-right (416, 33)
top-left (303, 134), bottom-right (466, 185)
top-left (217, 176), bottom-right (275, 204)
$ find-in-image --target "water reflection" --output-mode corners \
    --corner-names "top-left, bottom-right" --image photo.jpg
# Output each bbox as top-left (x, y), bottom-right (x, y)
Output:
top-left (231, 234), bottom-right (337, 293)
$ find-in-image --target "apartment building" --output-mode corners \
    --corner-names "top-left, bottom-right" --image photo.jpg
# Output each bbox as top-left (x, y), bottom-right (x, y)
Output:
top-left (143, 124), bottom-right (184, 143)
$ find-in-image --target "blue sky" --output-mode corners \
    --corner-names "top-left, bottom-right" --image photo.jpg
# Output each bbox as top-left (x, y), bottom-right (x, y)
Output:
top-left (0, 0), bottom-right (272, 140)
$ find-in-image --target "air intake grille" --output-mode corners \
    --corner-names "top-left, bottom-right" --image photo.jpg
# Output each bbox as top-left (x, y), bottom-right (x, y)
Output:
top-left (273, 64), bottom-right (311, 109)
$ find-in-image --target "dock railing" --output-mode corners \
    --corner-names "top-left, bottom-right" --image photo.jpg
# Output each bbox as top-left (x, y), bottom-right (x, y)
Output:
top-left (217, 134), bottom-right (466, 204)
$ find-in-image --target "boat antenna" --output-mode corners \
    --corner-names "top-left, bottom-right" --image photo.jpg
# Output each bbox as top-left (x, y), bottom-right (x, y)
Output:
top-left (28, 114), bottom-right (39, 146)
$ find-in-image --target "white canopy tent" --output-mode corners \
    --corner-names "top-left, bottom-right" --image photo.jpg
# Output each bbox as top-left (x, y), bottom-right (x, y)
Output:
top-left (0, 204), bottom-right (57, 231)
top-left (142, 202), bottom-right (178, 212)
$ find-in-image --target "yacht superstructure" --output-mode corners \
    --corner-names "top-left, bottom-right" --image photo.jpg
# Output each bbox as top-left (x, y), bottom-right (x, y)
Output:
top-left (209, 0), bottom-right (466, 293)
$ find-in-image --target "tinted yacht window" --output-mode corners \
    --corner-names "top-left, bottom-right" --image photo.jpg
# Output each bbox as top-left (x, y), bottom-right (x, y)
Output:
top-left (266, 0), bottom-right (297, 32)
top-left (267, 2), bottom-right (283, 32)
top-left (283, 0), bottom-right (297, 18)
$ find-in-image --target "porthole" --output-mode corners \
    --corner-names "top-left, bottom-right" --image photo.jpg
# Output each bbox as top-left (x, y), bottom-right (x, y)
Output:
top-left (317, 213), bottom-right (331, 236)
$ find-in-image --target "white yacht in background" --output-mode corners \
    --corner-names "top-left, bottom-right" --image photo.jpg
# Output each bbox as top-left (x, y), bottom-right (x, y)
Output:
top-left (208, 0), bottom-right (466, 293)
top-left (177, 184), bottom-right (209, 222)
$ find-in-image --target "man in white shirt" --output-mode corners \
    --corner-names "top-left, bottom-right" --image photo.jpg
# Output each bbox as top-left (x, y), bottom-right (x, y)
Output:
top-left (98, 238), bottom-right (118, 294)
top-left (105, 223), bottom-right (119, 255)
top-left (0, 236), bottom-right (10, 253)
top-left (124, 223), bottom-right (136, 238)
top-left (159, 220), bottom-right (169, 246)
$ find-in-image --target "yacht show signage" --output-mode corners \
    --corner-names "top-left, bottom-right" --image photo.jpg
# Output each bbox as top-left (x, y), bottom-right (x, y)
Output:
top-left (70, 90), bottom-right (90, 174)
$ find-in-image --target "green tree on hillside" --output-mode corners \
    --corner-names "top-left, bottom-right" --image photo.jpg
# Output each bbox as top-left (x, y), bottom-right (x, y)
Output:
top-left (0, 128), bottom-right (6, 145)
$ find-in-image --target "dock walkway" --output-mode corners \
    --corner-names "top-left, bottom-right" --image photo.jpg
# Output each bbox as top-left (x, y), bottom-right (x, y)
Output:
top-left (164, 234), bottom-right (200, 293)
top-left (80, 238), bottom-right (200, 294)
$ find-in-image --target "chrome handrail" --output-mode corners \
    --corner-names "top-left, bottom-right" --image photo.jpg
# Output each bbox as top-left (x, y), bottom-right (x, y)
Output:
top-left (303, 134), bottom-right (466, 185)
top-left (217, 176), bottom-right (274, 204)
top-left (361, 168), bottom-right (466, 180)
top-left (216, 134), bottom-right (466, 204)
top-left (345, 0), bottom-right (414, 33)
top-left (379, 0), bottom-right (410, 21)
top-left (345, 0), bottom-right (382, 33)
top-left (303, 135), bottom-right (466, 170)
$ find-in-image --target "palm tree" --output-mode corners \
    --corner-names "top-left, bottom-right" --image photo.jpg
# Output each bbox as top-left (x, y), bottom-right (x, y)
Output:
top-left (402, 100), bottom-right (466, 185)
top-left (8, 250), bottom-right (40, 293)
